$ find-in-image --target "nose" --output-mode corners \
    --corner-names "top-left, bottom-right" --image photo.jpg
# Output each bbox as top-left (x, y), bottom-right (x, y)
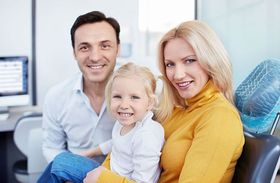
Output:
top-left (120, 98), bottom-right (129, 110)
top-left (173, 65), bottom-right (186, 80)
top-left (89, 47), bottom-right (102, 61)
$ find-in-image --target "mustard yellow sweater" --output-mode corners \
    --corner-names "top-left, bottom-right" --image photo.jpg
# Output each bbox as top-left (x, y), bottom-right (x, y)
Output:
top-left (97, 80), bottom-right (244, 183)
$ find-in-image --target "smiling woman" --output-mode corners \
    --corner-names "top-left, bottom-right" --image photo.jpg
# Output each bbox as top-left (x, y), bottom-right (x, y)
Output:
top-left (153, 20), bottom-right (244, 183)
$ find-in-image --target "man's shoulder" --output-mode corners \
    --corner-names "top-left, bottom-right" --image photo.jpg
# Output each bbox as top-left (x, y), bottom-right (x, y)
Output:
top-left (44, 73), bottom-right (81, 106)
top-left (47, 73), bottom-right (81, 96)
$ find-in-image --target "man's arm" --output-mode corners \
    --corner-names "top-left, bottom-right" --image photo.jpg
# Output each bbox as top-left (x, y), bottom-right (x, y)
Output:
top-left (42, 91), bottom-right (67, 162)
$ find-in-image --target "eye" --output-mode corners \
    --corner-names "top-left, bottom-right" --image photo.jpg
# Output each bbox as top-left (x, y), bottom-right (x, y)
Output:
top-left (165, 62), bottom-right (174, 68)
top-left (101, 43), bottom-right (112, 50)
top-left (79, 46), bottom-right (89, 52)
top-left (112, 95), bottom-right (121, 99)
top-left (131, 95), bottom-right (140, 100)
top-left (184, 59), bottom-right (196, 64)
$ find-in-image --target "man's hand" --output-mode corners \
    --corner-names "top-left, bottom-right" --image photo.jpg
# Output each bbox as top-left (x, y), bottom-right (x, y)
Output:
top-left (79, 146), bottom-right (103, 158)
top-left (79, 149), bottom-right (93, 157)
top-left (83, 166), bottom-right (107, 183)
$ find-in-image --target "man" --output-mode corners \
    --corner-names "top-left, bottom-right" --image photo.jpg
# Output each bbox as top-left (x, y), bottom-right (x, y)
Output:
top-left (42, 11), bottom-right (120, 163)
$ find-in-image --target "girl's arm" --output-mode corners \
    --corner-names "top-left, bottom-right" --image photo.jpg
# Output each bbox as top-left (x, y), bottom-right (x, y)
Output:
top-left (80, 139), bottom-right (113, 158)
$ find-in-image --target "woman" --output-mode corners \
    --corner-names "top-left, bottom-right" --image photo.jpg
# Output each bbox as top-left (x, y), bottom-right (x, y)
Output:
top-left (84, 20), bottom-right (244, 183)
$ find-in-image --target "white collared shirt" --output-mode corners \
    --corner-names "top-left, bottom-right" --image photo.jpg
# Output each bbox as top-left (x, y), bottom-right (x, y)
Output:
top-left (42, 73), bottom-right (115, 163)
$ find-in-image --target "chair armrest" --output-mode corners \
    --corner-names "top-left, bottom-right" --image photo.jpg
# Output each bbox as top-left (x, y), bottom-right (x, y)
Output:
top-left (27, 128), bottom-right (48, 173)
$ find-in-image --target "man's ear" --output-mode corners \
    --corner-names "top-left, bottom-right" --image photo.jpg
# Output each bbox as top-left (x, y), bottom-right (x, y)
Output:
top-left (117, 44), bottom-right (121, 56)
top-left (73, 50), bottom-right (77, 60)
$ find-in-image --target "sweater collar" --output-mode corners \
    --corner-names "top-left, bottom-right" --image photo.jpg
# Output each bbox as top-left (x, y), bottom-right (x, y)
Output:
top-left (185, 80), bottom-right (219, 108)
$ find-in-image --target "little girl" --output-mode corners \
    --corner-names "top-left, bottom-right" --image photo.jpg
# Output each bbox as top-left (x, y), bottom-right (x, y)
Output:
top-left (38, 62), bottom-right (164, 183)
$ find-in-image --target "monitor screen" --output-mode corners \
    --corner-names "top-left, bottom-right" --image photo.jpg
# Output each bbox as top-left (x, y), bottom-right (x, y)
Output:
top-left (0, 56), bottom-right (30, 111)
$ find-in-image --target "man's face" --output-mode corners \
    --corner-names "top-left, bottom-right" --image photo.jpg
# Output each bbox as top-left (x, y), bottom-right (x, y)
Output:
top-left (74, 21), bottom-right (119, 85)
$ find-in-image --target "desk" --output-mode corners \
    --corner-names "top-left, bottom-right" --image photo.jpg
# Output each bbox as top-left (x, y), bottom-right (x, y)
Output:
top-left (0, 106), bottom-right (41, 183)
top-left (0, 106), bottom-right (41, 132)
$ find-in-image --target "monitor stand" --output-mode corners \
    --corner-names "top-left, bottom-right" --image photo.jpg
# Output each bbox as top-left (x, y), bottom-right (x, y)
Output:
top-left (0, 107), bottom-right (9, 121)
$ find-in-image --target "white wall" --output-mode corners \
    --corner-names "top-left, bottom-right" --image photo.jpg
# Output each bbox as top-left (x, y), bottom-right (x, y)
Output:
top-left (0, 0), bottom-right (32, 105)
top-left (197, 0), bottom-right (280, 88)
top-left (0, 0), bottom-right (32, 56)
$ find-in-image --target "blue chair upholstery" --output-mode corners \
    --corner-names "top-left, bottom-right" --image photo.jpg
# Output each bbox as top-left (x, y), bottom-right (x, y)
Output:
top-left (232, 131), bottom-right (280, 183)
top-left (235, 59), bottom-right (280, 134)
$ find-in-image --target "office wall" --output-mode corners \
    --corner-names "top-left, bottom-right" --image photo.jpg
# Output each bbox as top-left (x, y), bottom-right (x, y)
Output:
top-left (0, 0), bottom-right (32, 57)
top-left (197, 0), bottom-right (280, 87)
top-left (0, 0), bottom-right (32, 105)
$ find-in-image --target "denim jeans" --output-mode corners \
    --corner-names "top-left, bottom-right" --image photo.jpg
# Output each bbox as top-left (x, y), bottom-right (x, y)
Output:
top-left (37, 152), bottom-right (100, 183)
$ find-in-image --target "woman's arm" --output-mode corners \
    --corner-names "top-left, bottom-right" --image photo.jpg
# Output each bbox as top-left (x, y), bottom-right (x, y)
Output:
top-left (84, 168), bottom-right (135, 183)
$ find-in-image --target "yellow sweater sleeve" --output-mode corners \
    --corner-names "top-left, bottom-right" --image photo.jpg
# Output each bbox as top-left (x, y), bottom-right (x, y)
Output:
top-left (97, 154), bottom-right (135, 183)
top-left (97, 170), bottom-right (135, 183)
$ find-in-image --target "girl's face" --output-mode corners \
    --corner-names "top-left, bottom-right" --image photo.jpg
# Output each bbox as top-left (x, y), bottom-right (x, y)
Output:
top-left (110, 76), bottom-right (153, 128)
top-left (163, 38), bottom-right (209, 99)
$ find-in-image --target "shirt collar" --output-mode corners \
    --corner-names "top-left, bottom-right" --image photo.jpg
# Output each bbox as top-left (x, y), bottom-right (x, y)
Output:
top-left (73, 73), bottom-right (83, 92)
top-left (136, 111), bottom-right (154, 127)
top-left (185, 80), bottom-right (219, 108)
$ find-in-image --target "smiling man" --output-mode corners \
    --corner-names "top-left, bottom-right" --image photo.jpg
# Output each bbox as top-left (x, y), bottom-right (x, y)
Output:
top-left (42, 11), bottom-right (120, 164)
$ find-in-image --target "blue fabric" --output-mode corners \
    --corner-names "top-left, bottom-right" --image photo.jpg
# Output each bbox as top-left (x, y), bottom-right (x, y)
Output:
top-left (37, 152), bottom-right (100, 183)
top-left (235, 58), bottom-right (280, 134)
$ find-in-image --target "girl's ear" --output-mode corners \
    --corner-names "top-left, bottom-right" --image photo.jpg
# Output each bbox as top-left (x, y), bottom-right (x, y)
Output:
top-left (147, 97), bottom-right (155, 111)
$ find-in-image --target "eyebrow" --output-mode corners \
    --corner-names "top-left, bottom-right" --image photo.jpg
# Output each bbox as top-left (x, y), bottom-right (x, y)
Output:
top-left (100, 40), bottom-right (113, 44)
top-left (164, 55), bottom-right (197, 62)
top-left (77, 42), bottom-right (90, 47)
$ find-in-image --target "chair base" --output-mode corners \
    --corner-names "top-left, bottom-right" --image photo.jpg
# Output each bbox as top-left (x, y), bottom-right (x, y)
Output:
top-left (13, 159), bottom-right (28, 183)
top-left (14, 173), bottom-right (28, 183)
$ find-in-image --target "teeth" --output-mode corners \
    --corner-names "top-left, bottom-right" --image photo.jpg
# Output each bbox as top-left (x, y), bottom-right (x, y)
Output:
top-left (178, 81), bottom-right (191, 87)
top-left (119, 112), bottom-right (133, 117)
top-left (89, 65), bottom-right (103, 69)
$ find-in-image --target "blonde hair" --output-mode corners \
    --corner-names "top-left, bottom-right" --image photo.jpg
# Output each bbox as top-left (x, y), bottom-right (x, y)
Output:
top-left (156, 20), bottom-right (234, 123)
top-left (105, 62), bottom-right (157, 115)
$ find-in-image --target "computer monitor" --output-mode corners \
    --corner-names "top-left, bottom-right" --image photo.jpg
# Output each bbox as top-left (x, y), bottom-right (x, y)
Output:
top-left (0, 56), bottom-right (30, 120)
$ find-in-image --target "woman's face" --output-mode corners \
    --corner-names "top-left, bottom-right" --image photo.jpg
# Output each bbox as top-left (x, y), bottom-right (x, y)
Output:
top-left (163, 38), bottom-right (209, 99)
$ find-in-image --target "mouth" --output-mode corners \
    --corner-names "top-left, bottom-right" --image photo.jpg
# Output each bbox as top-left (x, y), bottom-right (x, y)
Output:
top-left (87, 64), bottom-right (106, 70)
top-left (118, 112), bottom-right (133, 118)
top-left (176, 81), bottom-right (193, 89)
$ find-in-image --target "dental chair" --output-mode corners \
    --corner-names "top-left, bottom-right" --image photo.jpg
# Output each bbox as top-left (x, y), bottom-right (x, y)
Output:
top-left (232, 130), bottom-right (280, 183)
top-left (235, 58), bottom-right (280, 134)
top-left (13, 113), bottom-right (48, 183)
top-left (232, 58), bottom-right (280, 182)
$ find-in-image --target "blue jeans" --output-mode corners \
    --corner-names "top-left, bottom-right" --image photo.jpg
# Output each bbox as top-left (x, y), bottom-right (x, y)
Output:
top-left (37, 152), bottom-right (100, 183)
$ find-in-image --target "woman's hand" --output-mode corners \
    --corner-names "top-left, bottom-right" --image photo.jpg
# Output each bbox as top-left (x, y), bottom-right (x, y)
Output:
top-left (83, 166), bottom-right (107, 183)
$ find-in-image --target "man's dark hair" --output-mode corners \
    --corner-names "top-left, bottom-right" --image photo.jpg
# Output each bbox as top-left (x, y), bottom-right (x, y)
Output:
top-left (70, 11), bottom-right (120, 48)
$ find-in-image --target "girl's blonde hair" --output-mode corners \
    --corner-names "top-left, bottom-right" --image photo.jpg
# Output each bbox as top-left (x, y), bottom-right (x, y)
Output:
top-left (105, 62), bottom-right (157, 115)
top-left (156, 20), bottom-right (234, 123)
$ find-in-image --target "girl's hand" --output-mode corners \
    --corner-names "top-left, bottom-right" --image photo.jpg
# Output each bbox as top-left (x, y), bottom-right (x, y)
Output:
top-left (83, 166), bottom-right (107, 183)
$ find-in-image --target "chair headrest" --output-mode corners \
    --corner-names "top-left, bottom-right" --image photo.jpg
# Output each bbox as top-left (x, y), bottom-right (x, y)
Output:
top-left (235, 59), bottom-right (280, 133)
